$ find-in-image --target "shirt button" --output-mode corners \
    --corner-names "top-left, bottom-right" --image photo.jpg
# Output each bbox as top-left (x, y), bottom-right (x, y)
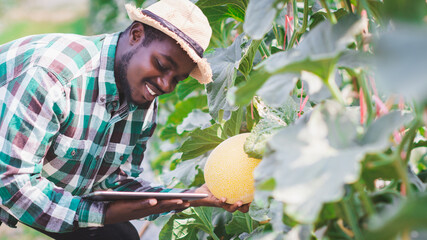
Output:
top-left (96, 156), bottom-right (100, 160)
top-left (112, 102), bottom-right (118, 108)
top-left (70, 150), bottom-right (76, 156)
top-left (119, 156), bottom-right (124, 160)
top-left (100, 97), bottom-right (106, 103)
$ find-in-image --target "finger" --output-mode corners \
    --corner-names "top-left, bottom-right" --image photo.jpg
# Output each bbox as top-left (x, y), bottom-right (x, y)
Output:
top-left (239, 204), bottom-right (250, 213)
top-left (220, 197), bottom-right (227, 203)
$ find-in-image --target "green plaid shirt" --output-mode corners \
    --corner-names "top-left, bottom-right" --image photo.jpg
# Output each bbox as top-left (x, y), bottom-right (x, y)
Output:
top-left (0, 33), bottom-right (182, 232)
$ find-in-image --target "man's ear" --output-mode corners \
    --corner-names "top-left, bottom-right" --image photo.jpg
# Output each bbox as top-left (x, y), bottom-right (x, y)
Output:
top-left (128, 22), bottom-right (145, 46)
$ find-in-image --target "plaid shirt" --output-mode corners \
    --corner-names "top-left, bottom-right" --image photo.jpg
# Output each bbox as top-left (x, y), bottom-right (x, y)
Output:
top-left (0, 33), bottom-right (182, 232)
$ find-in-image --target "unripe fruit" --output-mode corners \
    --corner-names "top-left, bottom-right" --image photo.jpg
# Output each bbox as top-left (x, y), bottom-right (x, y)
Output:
top-left (204, 133), bottom-right (261, 204)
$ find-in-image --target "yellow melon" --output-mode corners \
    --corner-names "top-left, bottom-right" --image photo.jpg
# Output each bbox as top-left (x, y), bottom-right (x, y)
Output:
top-left (204, 133), bottom-right (261, 204)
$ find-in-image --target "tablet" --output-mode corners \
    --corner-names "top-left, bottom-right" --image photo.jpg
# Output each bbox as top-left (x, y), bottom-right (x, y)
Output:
top-left (82, 191), bottom-right (208, 201)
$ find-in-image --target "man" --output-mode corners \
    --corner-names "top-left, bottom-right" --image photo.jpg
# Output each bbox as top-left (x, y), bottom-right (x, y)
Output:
top-left (0, 0), bottom-right (249, 239)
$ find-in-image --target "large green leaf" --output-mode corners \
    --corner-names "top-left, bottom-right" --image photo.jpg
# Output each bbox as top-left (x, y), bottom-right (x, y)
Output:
top-left (244, 0), bottom-right (282, 39)
top-left (197, 0), bottom-right (247, 12)
top-left (244, 96), bottom-right (299, 158)
top-left (166, 96), bottom-right (208, 125)
top-left (238, 39), bottom-right (262, 79)
top-left (223, 107), bottom-right (245, 137)
top-left (159, 207), bottom-right (217, 240)
top-left (176, 109), bottom-right (212, 134)
top-left (365, 194), bottom-right (427, 240)
top-left (374, 25), bottom-right (427, 103)
top-left (225, 211), bottom-right (258, 236)
top-left (206, 35), bottom-right (247, 119)
top-left (161, 156), bottom-right (206, 187)
top-left (176, 78), bottom-right (203, 101)
top-left (236, 15), bottom-right (365, 106)
top-left (178, 124), bottom-right (225, 160)
top-left (255, 101), bottom-right (410, 223)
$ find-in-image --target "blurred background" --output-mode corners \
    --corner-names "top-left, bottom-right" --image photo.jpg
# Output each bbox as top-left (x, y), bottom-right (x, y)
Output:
top-left (0, 0), bottom-right (165, 239)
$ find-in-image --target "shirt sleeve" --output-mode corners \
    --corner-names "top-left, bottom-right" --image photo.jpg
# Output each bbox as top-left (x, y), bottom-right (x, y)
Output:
top-left (0, 67), bottom-right (107, 232)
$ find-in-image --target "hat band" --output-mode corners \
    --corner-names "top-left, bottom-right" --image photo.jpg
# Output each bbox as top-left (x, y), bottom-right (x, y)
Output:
top-left (141, 10), bottom-right (204, 58)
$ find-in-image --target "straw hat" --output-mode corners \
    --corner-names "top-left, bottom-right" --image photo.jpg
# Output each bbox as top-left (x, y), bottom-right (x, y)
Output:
top-left (125, 0), bottom-right (213, 84)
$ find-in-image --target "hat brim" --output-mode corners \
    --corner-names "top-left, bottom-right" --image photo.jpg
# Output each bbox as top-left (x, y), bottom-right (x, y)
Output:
top-left (125, 4), bottom-right (213, 84)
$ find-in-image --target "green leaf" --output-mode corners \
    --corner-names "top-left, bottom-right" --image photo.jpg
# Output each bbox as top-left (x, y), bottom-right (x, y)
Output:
top-left (374, 25), bottom-right (427, 103)
top-left (255, 73), bottom-right (299, 107)
top-left (159, 207), bottom-right (217, 240)
top-left (176, 78), bottom-right (203, 101)
top-left (206, 35), bottom-right (248, 119)
top-left (223, 107), bottom-right (245, 137)
top-left (236, 15), bottom-right (365, 106)
top-left (255, 101), bottom-right (409, 223)
top-left (196, 0), bottom-right (247, 12)
top-left (161, 156), bottom-right (206, 187)
top-left (238, 39), bottom-right (262, 79)
top-left (383, 0), bottom-right (427, 23)
top-left (225, 212), bottom-right (258, 235)
top-left (244, 118), bottom-right (285, 158)
top-left (167, 96), bottom-right (208, 125)
top-left (178, 124), bottom-right (225, 160)
top-left (234, 68), bottom-right (271, 106)
top-left (176, 109), bottom-right (212, 134)
top-left (243, 0), bottom-right (281, 39)
top-left (366, 194), bottom-right (427, 240)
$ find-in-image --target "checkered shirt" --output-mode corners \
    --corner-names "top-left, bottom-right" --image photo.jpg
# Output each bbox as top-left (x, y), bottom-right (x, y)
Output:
top-left (0, 33), bottom-right (182, 233)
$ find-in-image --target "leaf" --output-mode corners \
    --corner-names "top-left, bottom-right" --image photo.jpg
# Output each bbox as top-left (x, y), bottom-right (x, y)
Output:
top-left (176, 109), bottom-right (212, 134)
top-left (167, 96), bottom-right (208, 125)
top-left (176, 78), bottom-right (203, 100)
top-left (366, 194), bottom-right (427, 240)
top-left (197, 0), bottom-right (247, 12)
top-left (223, 107), bottom-right (245, 137)
top-left (225, 212), bottom-right (258, 236)
top-left (255, 73), bottom-right (299, 107)
top-left (244, 118), bottom-right (285, 158)
top-left (206, 35), bottom-right (247, 119)
top-left (238, 39), bottom-right (262, 78)
top-left (178, 124), bottom-right (225, 160)
top-left (254, 101), bottom-right (409, 223)
top-left (236, 15), bottom-right (365, 106)
top-left (244, 0), bottom-right (281, 39)
top-left (161, 156), bottom-right (206, 186)
top-left (374, 25), bottom-right (427, 103)
top-left (284, 225), bottom-right (312, 240)
top-left (159, 207), bottom-right (216, 240)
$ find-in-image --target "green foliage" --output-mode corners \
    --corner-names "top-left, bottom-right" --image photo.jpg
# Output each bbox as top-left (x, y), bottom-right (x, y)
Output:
top-left (91, 0), bottom-right (427, 239)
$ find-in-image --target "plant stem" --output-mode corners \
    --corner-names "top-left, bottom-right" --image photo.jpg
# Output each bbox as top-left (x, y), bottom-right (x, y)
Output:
top-left (357, 74), bottom-right (374, 125)
top-left (392, 153), bottom-right (413, 197)
top-left (287, 0), bottom-right (309, 49)
top-left (344, 0), bottom-right (353, 13)
top-left (326, 71), bottom-right (345, 105)
top-left (353, 181), bottom-right (375, 216)
top-left (340, 201), bottom-right (364, 240)
top-left (320, 0), bottom-right (337, 24)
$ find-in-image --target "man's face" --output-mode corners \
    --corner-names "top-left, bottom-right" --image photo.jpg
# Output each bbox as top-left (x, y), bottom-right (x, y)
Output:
top-left (116, 34), bottom-right (196, 108)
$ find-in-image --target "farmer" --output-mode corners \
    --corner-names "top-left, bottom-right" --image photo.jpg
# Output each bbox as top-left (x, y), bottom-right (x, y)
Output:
top-left (0, 0), bottom-right (249, 239)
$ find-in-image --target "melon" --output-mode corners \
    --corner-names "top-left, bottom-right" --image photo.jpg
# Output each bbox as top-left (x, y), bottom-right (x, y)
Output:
top-left (204, 133), bottom-right (261, 204)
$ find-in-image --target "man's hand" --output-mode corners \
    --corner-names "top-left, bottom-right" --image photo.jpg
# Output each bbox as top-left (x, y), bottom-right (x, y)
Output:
top-left (189, 184), bottom-right (250, 213)
top-left (104, 198), bottom-right (190, 224)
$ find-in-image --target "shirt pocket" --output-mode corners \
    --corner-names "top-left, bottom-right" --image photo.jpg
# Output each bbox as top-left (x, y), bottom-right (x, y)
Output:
top-left (103, 143), bottom-right (134, 166)
top-left (52, 134), bottom-right (91, 161)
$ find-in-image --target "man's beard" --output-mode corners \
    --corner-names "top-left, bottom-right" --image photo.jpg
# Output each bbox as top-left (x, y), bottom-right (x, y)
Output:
top-left (115, 51), bottom-right (151, 109)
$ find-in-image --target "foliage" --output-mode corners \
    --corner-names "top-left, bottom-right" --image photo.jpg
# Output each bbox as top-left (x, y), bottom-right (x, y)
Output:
top-left (93, 0), bottom-right (427, 239)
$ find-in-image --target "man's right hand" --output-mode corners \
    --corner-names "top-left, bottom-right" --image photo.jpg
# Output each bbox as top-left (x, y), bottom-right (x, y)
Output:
top-left (104, 198), bottom-right (190, 224)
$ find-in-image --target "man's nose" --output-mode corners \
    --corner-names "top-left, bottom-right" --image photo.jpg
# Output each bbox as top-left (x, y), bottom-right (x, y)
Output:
top-left (157, 73), bottom-right (175, 94)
